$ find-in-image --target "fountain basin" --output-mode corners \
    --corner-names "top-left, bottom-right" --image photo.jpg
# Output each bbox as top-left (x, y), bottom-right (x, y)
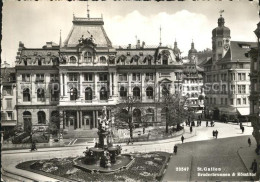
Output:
top-left (73, 154), bottom-right (134, 173)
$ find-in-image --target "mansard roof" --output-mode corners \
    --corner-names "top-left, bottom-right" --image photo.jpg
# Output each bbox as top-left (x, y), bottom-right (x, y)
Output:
top-left (63, 17), bottom-right (112, 48)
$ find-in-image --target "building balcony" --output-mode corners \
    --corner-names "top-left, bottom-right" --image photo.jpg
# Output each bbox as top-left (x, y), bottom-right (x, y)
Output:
top-left (1, 120), bottom-right (17, 126)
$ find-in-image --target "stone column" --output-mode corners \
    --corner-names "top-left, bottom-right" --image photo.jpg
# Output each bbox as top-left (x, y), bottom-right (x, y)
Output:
top-left (114, 73), bottom-right (118, 96)
top-left (141, 73), bottom-right (145, 101)
top-left (96, 110), bottom-right (99, 128)
top-left (77, 111), bottom-right (79, 129)
top-left (109, 73), bottom-right (112, 97)
top-left (60, 73), bottom-right (63, 97)
top-left (94, 73), bottom-right (99, 100)
top-left (92, 110), bottom-right (95, 129)
top-left (64, 73), bottom-right (68, 97)
top-left (80, 111), bottom-right (82, 129)
top-left (79, 72), bottom-right (83, 98)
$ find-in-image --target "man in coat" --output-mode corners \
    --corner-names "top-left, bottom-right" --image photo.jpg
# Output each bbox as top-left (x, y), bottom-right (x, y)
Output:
top-left (181, 135), bottom-right (184, 143)
top-left (173, 145), bottom-right (178, 155)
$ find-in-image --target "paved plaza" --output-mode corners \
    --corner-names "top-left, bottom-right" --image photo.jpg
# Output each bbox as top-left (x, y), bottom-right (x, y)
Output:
top-left (1, 121), bottom-right (256, 181)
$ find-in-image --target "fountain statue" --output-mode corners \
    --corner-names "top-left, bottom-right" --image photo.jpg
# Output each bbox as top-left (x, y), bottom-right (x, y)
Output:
top-left (82, 106), bottom-right (121, 168)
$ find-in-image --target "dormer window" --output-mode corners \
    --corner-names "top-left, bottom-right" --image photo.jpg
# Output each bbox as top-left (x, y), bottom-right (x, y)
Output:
top-left (70, 56), bottom-right (77, 63)
top-left (162, 55), bottom-right (168, 65)
top-left (34, 52), bottom-right (37, 56)
top-left (84, 52), bottom-right (92, 63)
top-left (127, 52), bottom-right (130, 56)
top-left (139, 52), bottom-right (143, 56)
top-left (38, 59), bottom-right (42, 66)
top-left (100, 56), bottom-right (107, 64)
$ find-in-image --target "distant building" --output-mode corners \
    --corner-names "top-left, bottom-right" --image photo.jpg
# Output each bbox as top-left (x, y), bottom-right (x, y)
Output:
top-left (1, 62), bottom-right (17, 132)
top-left (202, 14), bottom-right (256, 120)
top-left (182, 42), bottom-right (205, 110)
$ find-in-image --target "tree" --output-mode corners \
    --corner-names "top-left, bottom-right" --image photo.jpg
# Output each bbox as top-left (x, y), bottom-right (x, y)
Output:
top-left (160, 92), bottom-right (189, 133)
top-left (112, 96), bottom-right (148, 139)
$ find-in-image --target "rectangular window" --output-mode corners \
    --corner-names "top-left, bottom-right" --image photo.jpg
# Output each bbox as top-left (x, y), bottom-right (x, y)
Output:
top-left (145, 73), bottom-right (154, 81)
top-left (221, 98), bottom-right (223, 105)
top-left (7, 112), bottom-right (13, 120)
top-left (237, 98), bottom-right (241, 105)
top-left (3, 86), bottom-right (12, 96)
top-left (6, 99), bottom-right (12, 109)
top-left (22, 74), bottom-right (30, 82)
top-left (132, 73), bottom-right (140, 81)
top-left (242, 85), bottom-right (246, 94)
top-left (230, 99), bottom-right (233, 105)
top-left (119, 73), bottom-right (127, 81)
top-left (50, 74), bottom-right (59, 82)
top-left (99, 73), bottom-right (108, 81)
top-left (84, 73), bottom-right (93, 81)
top-left (241, 73), bottom-right (246, 81)
top-left (225, 98), bottom-right (228, 105)
top-left (218, 41), bottom-right (222, 47)
top-left (223, 74), bottom-right (227, 81)
top-left (238, 64), bottom-right (243, 69)
top-left (238, 85), bottom-right (241, 94)
top-left (231, 85), bottom-right (235, 94)
top-left (243, 98), bottom-right (247, 105)
top-left (238, 73), bottom-right (242, 81)
top-left (36, 74), bottom-right (44, 82)
top-left (69, 73), bottom-right (78, 81)
top-left (254, 61), bottom-right (257, 71)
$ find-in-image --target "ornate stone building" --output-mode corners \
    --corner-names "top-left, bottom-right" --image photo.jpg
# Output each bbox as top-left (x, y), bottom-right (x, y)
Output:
top-left (15, 14), bottom-right (184, 133)
top-left (202, 14), bottom-right (256, 120)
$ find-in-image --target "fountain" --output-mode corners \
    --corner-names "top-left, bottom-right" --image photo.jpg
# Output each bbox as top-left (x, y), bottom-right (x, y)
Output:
top-left (74, 106), bottom-right (133, 173)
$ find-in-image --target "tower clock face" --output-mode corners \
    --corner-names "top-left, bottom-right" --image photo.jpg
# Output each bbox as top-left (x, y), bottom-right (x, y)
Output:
top-left (224, 44), bottom-right (229, 51)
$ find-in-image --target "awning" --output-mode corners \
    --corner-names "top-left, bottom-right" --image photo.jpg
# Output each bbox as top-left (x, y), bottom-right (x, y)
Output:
top-left (195, 110), bottom-right (203, 114)
top-left (219, 107), bottom-right (237, 113)
top-left (237, 108), bottom-right (250, 116)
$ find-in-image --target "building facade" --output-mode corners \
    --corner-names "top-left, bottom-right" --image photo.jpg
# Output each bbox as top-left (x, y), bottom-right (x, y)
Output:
top-left (249, 21), bottom-right (260, 150)
top-left (15, 14), bottom-right (184, 132)
top-left (203, 14), bottom-right (256, 120)
top-left (1, 62), bottom-right (17, 131)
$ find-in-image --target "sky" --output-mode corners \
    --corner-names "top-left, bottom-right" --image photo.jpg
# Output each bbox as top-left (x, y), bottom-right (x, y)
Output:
top-left (1, 0), bottom-right (259, 66)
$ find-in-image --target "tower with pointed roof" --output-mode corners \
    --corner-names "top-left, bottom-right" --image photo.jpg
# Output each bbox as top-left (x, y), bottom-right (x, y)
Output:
top-left (188, 41), bottom-right (198, 64)
top-left (212, 11), bottom-right (231, 62)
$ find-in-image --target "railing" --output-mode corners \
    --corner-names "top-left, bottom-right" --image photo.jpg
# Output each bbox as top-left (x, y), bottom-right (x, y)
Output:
top-left (73, 17), bottom-right (103, 22)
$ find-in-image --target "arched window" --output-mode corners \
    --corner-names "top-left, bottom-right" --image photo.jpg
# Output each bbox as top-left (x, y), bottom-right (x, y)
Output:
top-left (23, 111), bottom-right (32, 132)
top-left (85, 87), bottom-right (92, 101)
top-left (37, 88), bottom-right (45, 101)
top-left (186, 93), bottom-right (190, 98)
top-left (162, 55), bottom-right (168, 65)
top-left (38, 111), bottom-right (46, 124)
top-left (100, 56), bottom-right (107, 64)
top-left (52, 57), bottom-right (59, 66)
top-left (191, 93), bottom-right (195, 98)
top-left (133, 87), bottom-right (140, 99)
top-left (162, 86), bottom-right (169, 96)
top-left (51, 84), bottom-right (59, 101)
top-left (23, 88), bottom-right (31, 102)
top-left (133, 109), bottom-right (141, 123)
top-left (146, 87), bottom-right (153, 99)
top-left (84, 52), bottom-right (92, 63)
top-left (100, 87), bottom-right (108, 100)
top-left (70, 88), bottom-right (77, 101)
top-left (38, 59), bottom-right (42, 66)
top-left (70, 56), bottom-right (77, 63)
top-left (120, 87), bottom-right (127, 98)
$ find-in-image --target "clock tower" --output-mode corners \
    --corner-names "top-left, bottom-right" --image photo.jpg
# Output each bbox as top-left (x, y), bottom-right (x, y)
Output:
top-left (212, 11), bottom-right (231, 62)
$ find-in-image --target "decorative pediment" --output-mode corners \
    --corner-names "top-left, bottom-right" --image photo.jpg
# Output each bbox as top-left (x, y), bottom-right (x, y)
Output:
top-left (158, 78), bottom-right (172, 83)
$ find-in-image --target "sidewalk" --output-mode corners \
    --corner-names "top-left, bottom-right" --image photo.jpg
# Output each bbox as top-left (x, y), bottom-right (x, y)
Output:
top-left (237, 143), bottom-right (260, 181)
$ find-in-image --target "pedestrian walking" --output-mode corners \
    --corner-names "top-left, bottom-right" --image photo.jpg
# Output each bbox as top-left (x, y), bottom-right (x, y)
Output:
top-left (173, 145), bottom-right (178, 155)
top-left (241, 126), bottom-right (244, 133)
top-left (215, 130), bottom-right (218, 139)
top-left (212, 130), bottom-right (215, 138)
top-left (181, 135), bottom-right (184, 143)
top-left (190, 126), bottom-right (193, 133)
top-left (143, 127), bottom-right (145, 134)
top-left (250, 159), bottom-right (258, 173)
top-left (248, 137), bottom-right (251, 147)
top-left (240, 122), bottom-right (243, 129)
top-left (206, 121), bottom-right (208, 127)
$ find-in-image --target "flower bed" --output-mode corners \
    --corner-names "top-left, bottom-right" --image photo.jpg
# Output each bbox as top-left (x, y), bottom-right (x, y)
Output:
top-left (16, 152), bottom-right (170, 181)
